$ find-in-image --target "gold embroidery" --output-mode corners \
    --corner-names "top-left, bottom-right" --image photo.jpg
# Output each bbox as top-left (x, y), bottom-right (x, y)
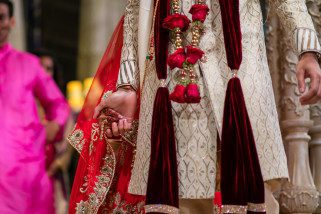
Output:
top-left (112, 192), bottom-right (145, 214)
top-left (247, 202), bottom-right (266, 212)
top-left (91, 123), bottom-right (100, 141)
top-left (74, 122), bottom-right (117, 214)
top-left (76, 200), bottom-right (89, 214)
top-left (214, 203), bottom-right (266, 213)
top-left (90, 123), bottom-right (100, 155)
top-left (145, 204), bottom-right (179, 214)
top-left (79, 176), bottom-right (89, 193)
top-left (221, 205), bottom-right (247, 214)
top-left (67, 127), bottom-right (86, 153)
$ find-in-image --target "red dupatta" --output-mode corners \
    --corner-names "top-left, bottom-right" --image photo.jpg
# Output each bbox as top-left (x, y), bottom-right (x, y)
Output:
top-left (68, 17), bottom-right (145, 214)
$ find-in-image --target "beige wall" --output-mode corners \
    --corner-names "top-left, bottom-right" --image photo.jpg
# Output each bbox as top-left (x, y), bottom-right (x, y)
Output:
top-left (8, 0), bottom-right (26, 51)
top-left (77, 0), bottom-right (125, 80)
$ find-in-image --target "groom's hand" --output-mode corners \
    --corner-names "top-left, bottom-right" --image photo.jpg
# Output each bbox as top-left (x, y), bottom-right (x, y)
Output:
top-left (296, 52), bottom-right (321, 105)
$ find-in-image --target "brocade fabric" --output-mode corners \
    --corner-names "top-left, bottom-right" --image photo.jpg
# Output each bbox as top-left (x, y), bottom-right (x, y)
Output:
top-left (122, 0), bottom-right (320, 198)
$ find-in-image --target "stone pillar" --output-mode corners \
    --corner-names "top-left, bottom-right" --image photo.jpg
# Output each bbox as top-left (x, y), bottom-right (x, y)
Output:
top-left (77, 0), bottom-right (125, 80)
top-left (277, 15), bottom-right (319, 214)
top-left (306, 1), bottom-right (321, 213)
top-left (309, 105), bottom-right (321, 213)
top-left (265, 0), bottom-right (321, 212)
top-left (8, 0), bottom-right (26, 50)
top-left (266, 9), bottom-right (281, 115)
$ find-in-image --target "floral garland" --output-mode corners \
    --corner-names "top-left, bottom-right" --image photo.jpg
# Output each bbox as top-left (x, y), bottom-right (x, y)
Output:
top-left (163, 0), bottom-right (209, 103)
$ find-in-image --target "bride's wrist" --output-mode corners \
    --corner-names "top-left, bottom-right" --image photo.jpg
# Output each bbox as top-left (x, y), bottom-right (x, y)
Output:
top-left (118, 84), bottom-right (136, 92)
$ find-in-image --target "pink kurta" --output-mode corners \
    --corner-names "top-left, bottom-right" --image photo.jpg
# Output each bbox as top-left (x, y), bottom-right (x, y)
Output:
top-left (0, 43), bottom-right (70, 214)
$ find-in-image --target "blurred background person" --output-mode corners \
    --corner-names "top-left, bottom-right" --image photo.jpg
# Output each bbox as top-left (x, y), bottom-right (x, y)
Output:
top-left (0, 0), bottom-right (70, 213)
top-left (34, 48), bottom-right (75, 214)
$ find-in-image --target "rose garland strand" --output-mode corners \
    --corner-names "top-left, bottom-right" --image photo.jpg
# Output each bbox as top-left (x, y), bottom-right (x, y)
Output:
top-left (163, 0), bottom-right (209, 103)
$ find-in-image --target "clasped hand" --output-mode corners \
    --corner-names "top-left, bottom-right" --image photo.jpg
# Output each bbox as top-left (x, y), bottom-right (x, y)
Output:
top-left (93, 89), bottom-right (137, 138)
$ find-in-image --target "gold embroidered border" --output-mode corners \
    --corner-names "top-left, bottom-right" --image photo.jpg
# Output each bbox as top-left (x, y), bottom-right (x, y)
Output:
top-left (67, 126), bottom-right (86, 154)
top-left (247, 203), bottom-right (266, 212)
top-left (221, 205), bottom-right (247, 214)
top-left (214, 203), bottom-right (266, 213)
top-left (74, 123), bottom-right (117, 214)
top-left (145, 204), bottom-right (179, 214)
top-left (75, 142), bottom-right (116, 214)
top-left (112, 192), bottom-right (145, 213)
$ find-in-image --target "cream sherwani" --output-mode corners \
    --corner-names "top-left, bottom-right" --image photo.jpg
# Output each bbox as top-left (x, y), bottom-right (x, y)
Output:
top-left (116, 0), bottom-right (321, 199)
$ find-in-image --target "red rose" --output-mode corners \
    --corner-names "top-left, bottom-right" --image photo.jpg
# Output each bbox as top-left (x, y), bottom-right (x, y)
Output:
top-left (168, 48), bottom-right (186, 69)
top-left (189, 4), bottom-right (209, 22)
top-left (186, 46), bottom-right (204, 64)
top-left (163, 14), bottom-right (190, 31)
top-left (185, 83), bottom-right (201, 103)
top-left (170, 84), bottom-right (186, 103)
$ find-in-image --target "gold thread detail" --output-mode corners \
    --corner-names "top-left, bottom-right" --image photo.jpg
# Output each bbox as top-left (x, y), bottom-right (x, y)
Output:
top-left (160, 79), bottom-right (167, 88)
top-left (247, 202), bottom-right (266, 212)
top-left (221, 205), bottom-right (247, 214)
top-left (145, 204), bottom-right (179, 214)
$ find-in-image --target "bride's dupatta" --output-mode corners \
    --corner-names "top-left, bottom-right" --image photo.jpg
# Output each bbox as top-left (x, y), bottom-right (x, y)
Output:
top-left (68, 17), bottom-right (145, 214)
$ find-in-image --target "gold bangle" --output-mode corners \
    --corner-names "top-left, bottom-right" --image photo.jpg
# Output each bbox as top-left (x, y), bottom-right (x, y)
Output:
top-left (101, 90), bottom-right (113, 102)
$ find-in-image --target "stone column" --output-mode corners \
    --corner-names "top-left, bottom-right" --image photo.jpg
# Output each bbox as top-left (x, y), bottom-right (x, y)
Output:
top-left (277, 12), bottom-right (319, 214)
top-left (77, 0), bottom-right (125, 80)
top-left (306, 0), bottom-right (321, 213)
top-left (8, 0), bottom-right (26, 50)
top-left (309, 105), bottom-right (321, 214)
top-left (266, 9), bottom-right (281, 115)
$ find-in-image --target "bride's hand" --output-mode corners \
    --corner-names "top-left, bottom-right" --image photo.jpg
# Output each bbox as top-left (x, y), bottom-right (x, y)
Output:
top-left (93, 88), bottom-right (137, 137)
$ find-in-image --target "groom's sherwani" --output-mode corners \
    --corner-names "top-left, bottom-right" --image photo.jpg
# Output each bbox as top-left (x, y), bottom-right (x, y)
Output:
top-left (117, 0), bottom-right (321, 199)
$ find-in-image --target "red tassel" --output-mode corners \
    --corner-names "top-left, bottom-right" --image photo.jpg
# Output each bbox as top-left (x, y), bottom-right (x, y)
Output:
top-left (170, 84), bottom-right (186, 103)
top-left (220, 77), bottom-right (265, 209)
top-left (185, 83), bottom-right (201, 103)
top-left (145, 0), bottom-right (179, 211)
top-left (146, 88), bottom-right (179, 209)
top-left (218, 0), bottom-right (242, 70)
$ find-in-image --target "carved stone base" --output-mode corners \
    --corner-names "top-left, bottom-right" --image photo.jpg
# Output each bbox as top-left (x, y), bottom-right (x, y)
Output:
top-left (315, 195), bottom-right (321, 213)
top-left (279, 185), bottom-right (319, 213)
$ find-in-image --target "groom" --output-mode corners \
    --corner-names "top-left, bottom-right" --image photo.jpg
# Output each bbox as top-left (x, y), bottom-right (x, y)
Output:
top-left (94, 0), bottom-right (321, 213)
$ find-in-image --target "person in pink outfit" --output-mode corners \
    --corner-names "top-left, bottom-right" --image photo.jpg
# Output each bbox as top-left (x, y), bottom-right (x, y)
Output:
top-left (0, 0), bottom-right (70, 213)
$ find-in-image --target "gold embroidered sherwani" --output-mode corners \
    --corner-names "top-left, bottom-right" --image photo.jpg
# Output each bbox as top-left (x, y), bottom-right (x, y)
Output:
top-left (116, 0), bottom-right (321, 199)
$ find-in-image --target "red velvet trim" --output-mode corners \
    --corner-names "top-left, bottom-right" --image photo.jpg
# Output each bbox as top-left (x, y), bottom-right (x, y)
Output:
top-left (220, 77), bottom-right (265, 209)
top-left (146, 0), bottom-right (179, 210)
top-left (154, 0), bottom-right (170, 80)
top-left (146, 88), bottom-right (179, 209)
top-left (218, 0), bottom-right (242, 70)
